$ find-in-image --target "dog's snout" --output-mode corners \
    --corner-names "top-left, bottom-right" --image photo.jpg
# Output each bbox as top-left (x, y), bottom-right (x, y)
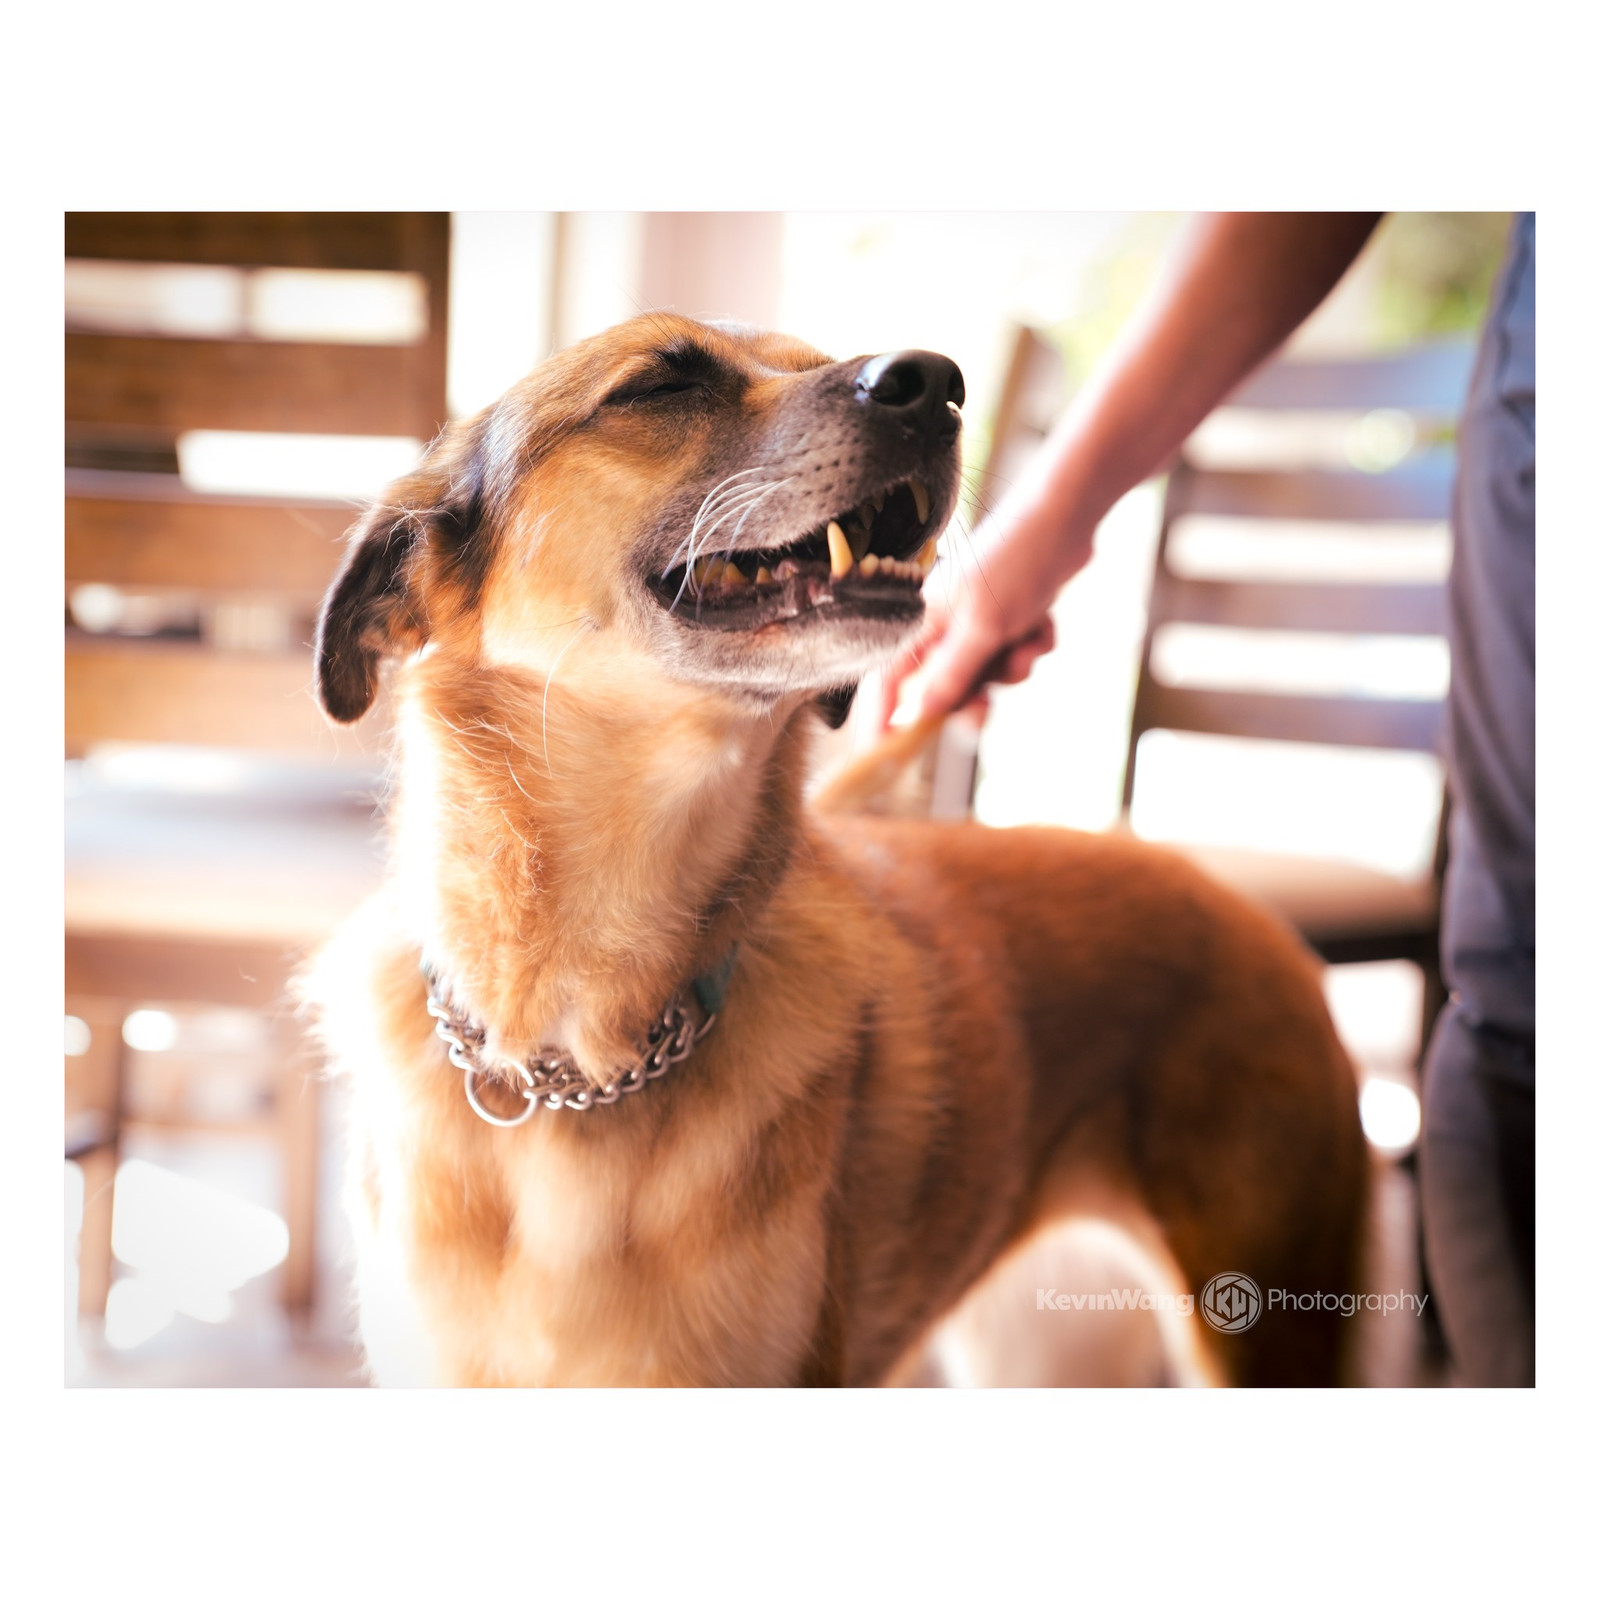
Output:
top-left (856, 350), bottom-right (965, 437)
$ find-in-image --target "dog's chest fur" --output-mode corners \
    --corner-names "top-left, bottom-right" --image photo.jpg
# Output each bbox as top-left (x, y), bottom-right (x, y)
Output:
top-left (321, 885), bottom-right (875, 1386)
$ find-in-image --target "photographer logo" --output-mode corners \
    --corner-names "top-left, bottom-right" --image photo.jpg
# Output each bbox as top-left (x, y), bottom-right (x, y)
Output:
top-left (1200, 1272), bottom-right (1262, 1334)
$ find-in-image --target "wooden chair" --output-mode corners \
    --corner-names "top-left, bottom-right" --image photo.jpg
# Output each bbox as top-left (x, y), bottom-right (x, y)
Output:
top-left (965, 326), bottom-right (1474, 1059)
top-left (1121, 342), bottom-right (1473, 1039)
top-left (65, 213), bottom-right (449, 1329)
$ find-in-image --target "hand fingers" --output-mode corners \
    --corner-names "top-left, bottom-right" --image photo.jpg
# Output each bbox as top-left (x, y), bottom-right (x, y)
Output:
top-left (991, 617), bottom-right (1056, 685)
top-left (911, 610), bottom-right (1009, 722)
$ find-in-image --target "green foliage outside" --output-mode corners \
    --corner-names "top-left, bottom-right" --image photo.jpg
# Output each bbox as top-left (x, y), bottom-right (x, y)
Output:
top-left (962, 211), bottom-right (1516, 521)
top-left (1371, 211), bottom-right (1512, 345)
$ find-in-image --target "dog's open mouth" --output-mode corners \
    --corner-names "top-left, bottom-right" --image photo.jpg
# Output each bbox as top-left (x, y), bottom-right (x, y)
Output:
top-left (649, 477), bottom-right (941, 631)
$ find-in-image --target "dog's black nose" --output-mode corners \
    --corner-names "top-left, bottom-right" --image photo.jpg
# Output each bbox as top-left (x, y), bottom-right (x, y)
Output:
top-left (856, 350), bottom-right (965, 437)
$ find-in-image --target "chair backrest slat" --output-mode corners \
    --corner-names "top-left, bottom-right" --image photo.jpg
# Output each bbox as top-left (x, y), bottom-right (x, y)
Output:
top-left (1133, 681), bottom-right (1445, 754)
top-left (1151, 575), bottom-right (1445, 636)
top-left (66, 333), bottom-right (439, 438)
top-left (65, 638), bottom-right (385, 758)
top-left (1167, 457), bottom-right (1455, 523)
top-left (67, 483), bottom-right (350, 600)
top-left (1223, 342), bottom-right (1475, 414)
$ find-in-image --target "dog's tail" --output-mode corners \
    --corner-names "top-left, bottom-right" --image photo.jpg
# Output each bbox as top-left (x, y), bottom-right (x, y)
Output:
top-left (809, 714), bottom-right (946, 814)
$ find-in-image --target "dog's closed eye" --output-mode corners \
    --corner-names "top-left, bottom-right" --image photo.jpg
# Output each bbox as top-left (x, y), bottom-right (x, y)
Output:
top-left (601, 375), bottom-right (705, 406)
top-left (600, 338), bottom-right (737, 409)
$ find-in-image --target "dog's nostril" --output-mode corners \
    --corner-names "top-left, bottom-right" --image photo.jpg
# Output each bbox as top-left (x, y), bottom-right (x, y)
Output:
top-left (863, 354), bottom-right (927, 407)
top-left (857, 351), bottom-right (965, 427)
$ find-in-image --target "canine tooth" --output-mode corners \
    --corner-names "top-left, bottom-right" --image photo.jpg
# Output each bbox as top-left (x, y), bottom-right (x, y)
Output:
top-left (916, 537), bottom-right (940, 572)
top-left (859, 553), bottom-right (880, 577)
top-left (847, 522), bottom-right (871, 562)
top-left (909, 477), bottom-right (930, 525)
top-left (755, 565), bottom-right (775, 586)
top-left (827, 520), bottom-right (854, 578)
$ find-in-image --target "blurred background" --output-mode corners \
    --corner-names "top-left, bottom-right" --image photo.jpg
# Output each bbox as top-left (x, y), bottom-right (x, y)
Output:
top-left (64, 210), bottom-right (1512, 1385)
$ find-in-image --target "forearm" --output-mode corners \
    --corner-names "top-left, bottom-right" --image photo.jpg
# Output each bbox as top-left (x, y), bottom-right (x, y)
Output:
top-left (879, 213), bottom-right (1383, 724)
top-left (1027, 211), bottom-right (1382, 553)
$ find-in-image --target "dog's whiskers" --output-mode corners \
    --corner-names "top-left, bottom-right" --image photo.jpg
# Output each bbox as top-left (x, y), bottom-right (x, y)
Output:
top-left (668, 475), bottom-right (785, 575)
top-left (667, 477), bottom-right (792, 613)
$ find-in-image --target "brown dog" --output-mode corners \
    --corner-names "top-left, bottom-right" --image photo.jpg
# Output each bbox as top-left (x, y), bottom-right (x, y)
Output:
top-left (306, 314), bottom-right (1367, 1386)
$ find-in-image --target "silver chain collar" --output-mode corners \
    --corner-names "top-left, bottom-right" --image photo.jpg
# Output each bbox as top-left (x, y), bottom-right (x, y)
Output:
top-left (425, 973), bottom-right (720, 1127)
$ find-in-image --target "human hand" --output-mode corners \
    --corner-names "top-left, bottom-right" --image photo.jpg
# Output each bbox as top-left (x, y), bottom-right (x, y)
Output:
top-left (871, 478), bottom-right (1093, 733)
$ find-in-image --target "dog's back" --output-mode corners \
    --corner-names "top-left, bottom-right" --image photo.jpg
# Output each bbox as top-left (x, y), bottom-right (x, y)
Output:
top-left (819, 816), bottom-right (1370, 1385)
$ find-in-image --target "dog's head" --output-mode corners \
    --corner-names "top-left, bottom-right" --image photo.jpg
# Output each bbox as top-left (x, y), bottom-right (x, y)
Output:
top-left (315, 313), bottom-right (964, 726)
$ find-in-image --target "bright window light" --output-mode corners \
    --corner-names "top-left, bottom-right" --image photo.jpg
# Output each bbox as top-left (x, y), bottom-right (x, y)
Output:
top-left (111, 1159), bottom-right (290, 1303)
top-left (65, 1160), bottom-right (86, 1244)
top-left (1150, 625), bottom-right (1451, 701)
top-left (246, 268), bottom-right (427, 344)
top-left (1346, 410), bottom-right (1419, 473)
top-left (68, 583), bottom-right (129, 633)
top-left (177, 430), bottom-right (424, 500)
top-left (1184, 408), bottom-right (1419, 473)
top-left (66, 260), bottom-right (426, 345)
top-left (1129, 731), bottom-right (1444, 878)
top-left (122, 1009), bottom-right (179, 1052)
top-left (105, 1277), bottom-right (176, 1351)
top-left (1167, 518), bottom-right (1451, 583)
top-left (1323, 962), bottom-right (1424, 1071)
top-left (81, 743), bottom-right (260, 795)
top-left (66, 260), bottom-right (243, 338)
top-left (449, 211), bottom-right (556, 416)
top-left (1360, 1078), bottom-right (1422, 1154)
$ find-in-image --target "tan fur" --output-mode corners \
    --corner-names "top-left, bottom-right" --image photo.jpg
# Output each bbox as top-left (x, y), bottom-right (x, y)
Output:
top-left (305, 315), bottom-right (1368, 1386)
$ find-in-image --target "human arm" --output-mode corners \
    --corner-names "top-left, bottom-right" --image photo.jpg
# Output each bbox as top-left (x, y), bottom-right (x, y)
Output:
top-left (876, 211), bottom-right (1383, 726)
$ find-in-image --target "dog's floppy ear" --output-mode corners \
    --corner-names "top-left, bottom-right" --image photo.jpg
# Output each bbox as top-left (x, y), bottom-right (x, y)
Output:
top-left (315, 424), bottom-right (489, 723)
top-left (814, 683), bottom-right (859, 730)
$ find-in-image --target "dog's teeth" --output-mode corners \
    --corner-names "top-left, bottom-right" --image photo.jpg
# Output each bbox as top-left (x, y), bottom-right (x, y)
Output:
top-left (859, 501), bottom-right (875, 531)
top-left (916, 537), bottom-right (940, 573)
top-left (775, 558), bottom-right (800, 580)
top-left (859, 553), bottom-right (880, 577)
top-left (722, 561), bottom-right (748, 586)
top-left (703, 557), bottom-right (726, 583)
top-left (847, 521), bottom-right (871, 562)
top-left (755, 565), bottom-right (775, 586)
top-left (827, 520), bottom-right (854, 579)
top-left (909, 477), bottom-right (930, 525)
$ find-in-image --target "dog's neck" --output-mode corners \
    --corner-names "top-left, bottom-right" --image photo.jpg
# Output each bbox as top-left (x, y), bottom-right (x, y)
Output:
top-left (388, 648), bottom-right (811, 1079)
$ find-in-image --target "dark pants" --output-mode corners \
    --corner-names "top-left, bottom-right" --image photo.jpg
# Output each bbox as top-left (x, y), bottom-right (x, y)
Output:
top-left (1419, 213), bottom-right (1535, 1385)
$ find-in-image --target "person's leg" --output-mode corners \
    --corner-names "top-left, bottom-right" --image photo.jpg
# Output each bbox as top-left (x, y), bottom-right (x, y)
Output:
top-left (1420, 996), bottom-right (1534, 1385)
